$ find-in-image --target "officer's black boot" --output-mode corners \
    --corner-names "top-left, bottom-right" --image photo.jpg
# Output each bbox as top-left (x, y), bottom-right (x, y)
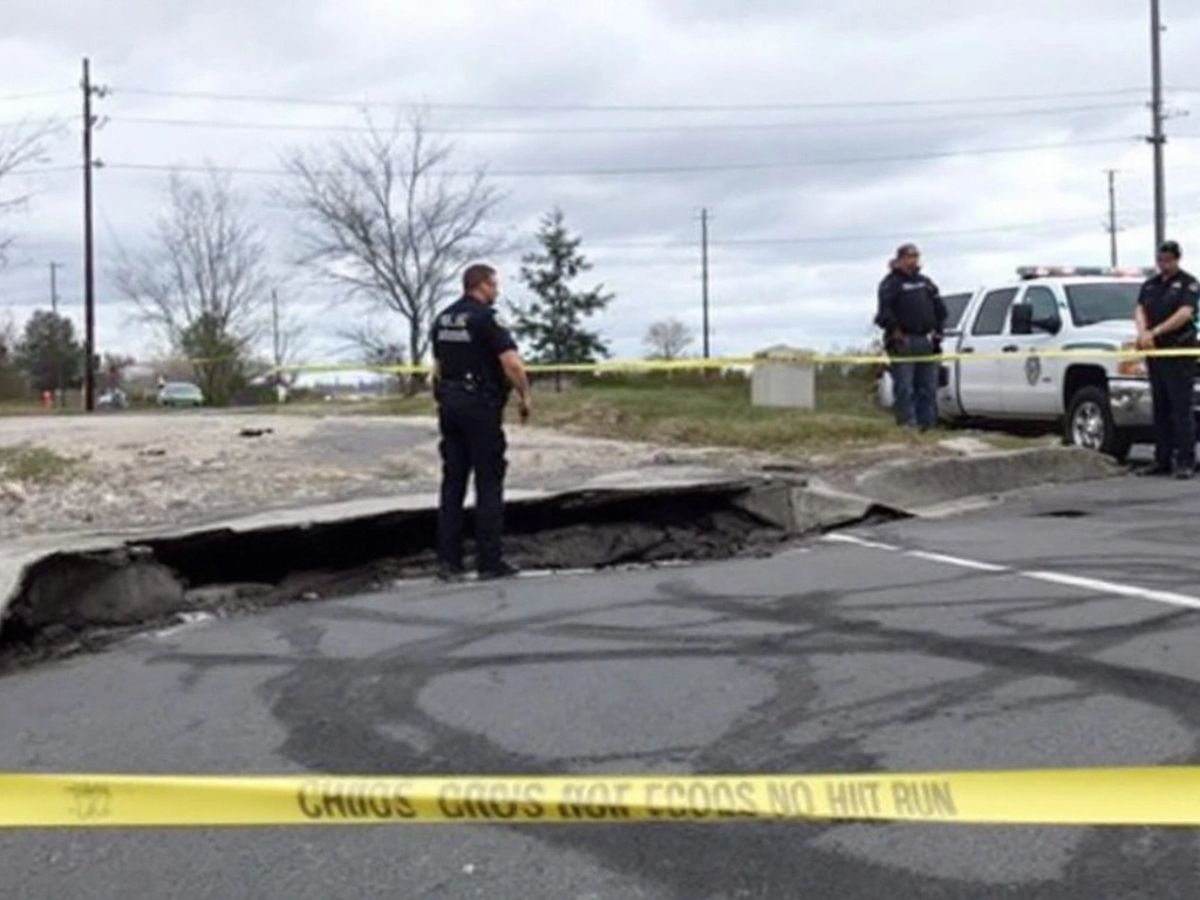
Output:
top-left (436, 564), bottom-right (465, 583)
top-left (478, 560), bottom-right (520, 581)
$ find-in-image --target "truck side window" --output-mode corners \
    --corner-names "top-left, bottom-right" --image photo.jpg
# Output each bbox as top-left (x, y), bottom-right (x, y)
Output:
top-left (1024, 286), bottom-right (1059, 323)
top-left (972, 288), bottom-right (1019, 336)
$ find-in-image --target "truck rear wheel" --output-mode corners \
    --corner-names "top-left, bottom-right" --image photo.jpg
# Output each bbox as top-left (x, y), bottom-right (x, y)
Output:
top-left (1065, 385), bottom-right (1132, 462)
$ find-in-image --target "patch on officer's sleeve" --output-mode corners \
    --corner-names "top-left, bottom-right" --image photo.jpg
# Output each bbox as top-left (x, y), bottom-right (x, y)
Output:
top-left (1190, 281), bottom-right (1200, 294)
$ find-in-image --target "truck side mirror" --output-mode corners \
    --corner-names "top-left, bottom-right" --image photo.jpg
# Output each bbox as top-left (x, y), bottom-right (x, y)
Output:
top-left (1011, 304), bottom-right (1034, 335)
top-left (1035, 314), bottom-right (1062, 335)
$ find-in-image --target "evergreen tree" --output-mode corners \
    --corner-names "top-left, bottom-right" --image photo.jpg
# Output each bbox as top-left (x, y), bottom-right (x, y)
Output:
top-left (16, 310), bottom-right (82, 396)
top-left (179, 312), bottom-right (248, 406)
top-left (512, 209), bottom-right (612, 388)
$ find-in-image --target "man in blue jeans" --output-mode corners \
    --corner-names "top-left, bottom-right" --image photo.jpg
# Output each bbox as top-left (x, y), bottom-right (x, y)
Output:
top-left (876, 244), bottom-right (947, 430)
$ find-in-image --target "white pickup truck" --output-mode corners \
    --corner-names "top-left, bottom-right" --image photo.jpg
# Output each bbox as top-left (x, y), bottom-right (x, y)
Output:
top-left (937, 266), bottom-right (1199, 461)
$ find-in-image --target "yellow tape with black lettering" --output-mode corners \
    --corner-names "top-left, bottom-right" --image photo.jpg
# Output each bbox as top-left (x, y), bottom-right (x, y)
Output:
top-left (178, 345), bottom-right (1200, 378)
top-left (4, 768), bottom-right (1200, 828)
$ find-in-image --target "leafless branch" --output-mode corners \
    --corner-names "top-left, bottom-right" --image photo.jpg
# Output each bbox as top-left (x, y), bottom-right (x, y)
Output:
top-left (0, 120), bottom-right (56, 267)
top-left (113, 165), bottom-right (271, 348)
top-left (277, 113), bottom-right (503, 371)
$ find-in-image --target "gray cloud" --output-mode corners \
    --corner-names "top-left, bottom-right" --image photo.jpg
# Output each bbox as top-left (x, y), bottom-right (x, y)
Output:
top-left (0, 0), bottom-right (1198, 361)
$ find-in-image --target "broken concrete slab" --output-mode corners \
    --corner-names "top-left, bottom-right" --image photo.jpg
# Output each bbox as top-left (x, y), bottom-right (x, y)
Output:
top-left (0, 468), bottom-right (773, 641)
top-left (847, 446), bottom-right (1120, 513)
top-left (0, 449), bottom-right (1121, 647)
top-left (19, 551), bottom-right (185, 630)
top-left (731, 480), bottom-right (899, 534)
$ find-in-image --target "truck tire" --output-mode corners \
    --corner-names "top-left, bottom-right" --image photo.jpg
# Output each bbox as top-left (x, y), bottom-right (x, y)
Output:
top-left (1065, 385), bottom-right (1132, 462)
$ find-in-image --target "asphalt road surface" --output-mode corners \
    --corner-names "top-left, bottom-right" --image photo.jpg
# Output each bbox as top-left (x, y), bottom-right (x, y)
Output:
top-left (4, 474), bottom-right (1200, 898)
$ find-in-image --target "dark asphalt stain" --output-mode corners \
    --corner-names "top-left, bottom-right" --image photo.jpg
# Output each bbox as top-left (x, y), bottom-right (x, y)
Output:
top-left (145, 556), bottom-right (1200, 899)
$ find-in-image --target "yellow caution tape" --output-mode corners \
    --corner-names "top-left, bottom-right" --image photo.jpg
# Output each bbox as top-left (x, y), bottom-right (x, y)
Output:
top-left (5, 768), bottom-right (1200, 828)
top-left (175, 345), bottom-right (1199, 378)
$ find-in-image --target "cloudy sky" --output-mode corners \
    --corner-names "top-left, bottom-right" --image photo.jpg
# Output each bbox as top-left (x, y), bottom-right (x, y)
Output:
top-left (1, 0), bottom-right (1199, 363)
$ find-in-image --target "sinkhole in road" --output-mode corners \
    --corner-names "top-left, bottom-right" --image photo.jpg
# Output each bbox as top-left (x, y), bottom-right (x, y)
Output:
top-left (0, 479), bottom-right (905, 660)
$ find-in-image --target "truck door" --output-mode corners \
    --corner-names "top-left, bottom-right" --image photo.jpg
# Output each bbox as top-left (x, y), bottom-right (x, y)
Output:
top-left (957, 287), bottom-right (1018, 416)
top-left (1003, 285), bottom-right (1065, 417)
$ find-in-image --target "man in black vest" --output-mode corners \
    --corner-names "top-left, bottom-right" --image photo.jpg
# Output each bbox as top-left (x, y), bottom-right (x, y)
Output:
top-left (432, 264), bottom-right (532, 580)
top-left (1135, 240), bottom-right (1200, 479)
top-left (875, 243), bottom-right (948, 429)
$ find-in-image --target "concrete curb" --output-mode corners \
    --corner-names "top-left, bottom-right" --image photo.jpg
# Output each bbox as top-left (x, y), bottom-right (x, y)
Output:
top-left (848, 446), bottom-right (1121, 513)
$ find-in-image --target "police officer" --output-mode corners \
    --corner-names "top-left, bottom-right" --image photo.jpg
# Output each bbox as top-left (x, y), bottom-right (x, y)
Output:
top-left (875, 243), bottom-right (948, 430)
top-left (433, 264), bottom-right (532, 580)
top-left (1135, 240), bottom-right (1200, 479)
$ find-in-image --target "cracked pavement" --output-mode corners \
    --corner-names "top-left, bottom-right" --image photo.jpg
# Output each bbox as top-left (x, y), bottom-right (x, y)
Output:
top-left (3, 475), bottom-right (1200, 898)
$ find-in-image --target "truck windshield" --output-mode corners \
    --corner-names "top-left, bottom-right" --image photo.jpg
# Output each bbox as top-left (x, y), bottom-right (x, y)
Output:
top-left (1065, 283), bottom-right (1141, 326)
top-left (942, 293), bottom-right (971, 331)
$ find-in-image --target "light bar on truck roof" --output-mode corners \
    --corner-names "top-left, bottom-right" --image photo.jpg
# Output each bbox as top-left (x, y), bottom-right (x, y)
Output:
top-left (1017, 265), bottom-right (1156, 280)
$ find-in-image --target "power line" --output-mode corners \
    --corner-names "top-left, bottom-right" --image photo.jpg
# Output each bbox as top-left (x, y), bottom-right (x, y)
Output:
top-left (85, 136), bottom-right (1140, 180)
top-left (110, 84), bottom-right (1151, 113)
top-left (586, 213), bottom-right (1128, 250)
top-left (0, 89), bottom-right (73, 103)
top-left (0, 113), bottom-right (77, 129)
top-left (106, 102), bottom-right (1145, 137)
top-left (5, 164), bottom-right (81, 177)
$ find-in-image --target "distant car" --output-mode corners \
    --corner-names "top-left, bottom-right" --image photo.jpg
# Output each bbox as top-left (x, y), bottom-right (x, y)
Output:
top-left (157, 382), bottom-right (204, 408)
top-left (96, 388), bottom-right (129, 410)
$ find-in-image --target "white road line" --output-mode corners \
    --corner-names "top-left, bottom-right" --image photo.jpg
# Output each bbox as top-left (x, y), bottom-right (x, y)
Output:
top-left (905, 550), bottom-right (1010, 573)
top-left (821, 533), bottom-right (901, 552)
top-left (1020, 571), bottom-right (1200, 612)
top-left (822, 531), bottom-right (1200, 613)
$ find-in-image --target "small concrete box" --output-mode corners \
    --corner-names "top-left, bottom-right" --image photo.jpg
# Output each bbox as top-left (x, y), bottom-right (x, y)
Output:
top-left (751, 345), bottom-right (816, 409)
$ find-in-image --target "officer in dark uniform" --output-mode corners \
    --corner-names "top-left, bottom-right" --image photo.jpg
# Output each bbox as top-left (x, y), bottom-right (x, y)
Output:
top-left (875, 243), bottom-right (948, 429)
top-left (432, 264), bottom-right (531, 580)
top-left (1135, 240), bottom-right (1200, 479)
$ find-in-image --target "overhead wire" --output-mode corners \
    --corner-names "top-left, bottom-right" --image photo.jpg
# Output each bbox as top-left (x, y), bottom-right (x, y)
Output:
top-left (105, 102), bottom-right (1147, 137)
top-left (109, 84), bottom-right (1151, 113)
top-left (0, 89), bottom-right (73, 103)
top-left (82, 136), bottom-right (1139, 180)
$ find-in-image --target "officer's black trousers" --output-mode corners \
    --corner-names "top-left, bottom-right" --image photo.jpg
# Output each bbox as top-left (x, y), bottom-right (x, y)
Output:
top-left (1149, 356), bottom-right (1196, 470)
top-left (437, 391), bottom-right (508, 571)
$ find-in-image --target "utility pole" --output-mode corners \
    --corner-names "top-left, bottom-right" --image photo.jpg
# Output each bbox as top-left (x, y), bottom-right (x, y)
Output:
top-left (49, 261), bottom-right (64, 407)
top-left (271, 288), bottom-right (282, 402)
top-left (272, 289), bottom-right (281, 369)
top-left (48, 262), bottom-right (62, 315)
top-left (1149, 0), bottom-right (1167, 250)
top-left (700, 207), bottom-right (710, 359)
top-left (81, 57), bottom-right (99, 412)
top-left (1104, 170), bottom-right (1120, 267)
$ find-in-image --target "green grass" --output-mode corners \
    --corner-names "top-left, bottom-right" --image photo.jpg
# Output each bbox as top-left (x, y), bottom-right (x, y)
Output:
top-left (366, 370), bottom-right (953, 454)
top-left (0, 445), bottom-right (81, 483)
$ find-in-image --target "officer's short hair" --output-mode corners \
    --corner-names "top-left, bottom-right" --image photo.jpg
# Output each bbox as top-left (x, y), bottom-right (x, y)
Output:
top-left (895, 243), bottom-right (920, 260)
top-left (463, 264), bottom-right (497, 292)
top-left (1159, 240), bottom-right (1182, 260)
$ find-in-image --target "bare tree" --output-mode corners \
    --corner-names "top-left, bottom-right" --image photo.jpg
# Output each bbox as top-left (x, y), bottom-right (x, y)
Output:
top-left (267, 289), bottom-right (309, 390)
top-left (0, 311), bottom-right (15, 358)
top-left (643, 318), bottom-right (695, 360)
top-left (0, 122), bottom-right (54, 267)
top-left (114, 166), bottom-right (271, 404)
top-left (0, 311), bottom-right (23, 400)
top-left (339, 318), bottom-right (406, 367)
top-left (279, 116), bottom-right (503, 382)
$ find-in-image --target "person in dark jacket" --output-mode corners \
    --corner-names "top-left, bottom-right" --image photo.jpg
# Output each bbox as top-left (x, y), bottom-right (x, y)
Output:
top-left (432, 264), bottom-right (532, 581)
top-left (1135, 240), bottom-right (1199, 479)
top-left (875, 243), bottom-right (947, 429)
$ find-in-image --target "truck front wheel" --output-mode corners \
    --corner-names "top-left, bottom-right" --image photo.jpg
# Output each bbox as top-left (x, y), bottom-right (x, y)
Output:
top-left (1065, 385), bottom-right (1132, 462)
